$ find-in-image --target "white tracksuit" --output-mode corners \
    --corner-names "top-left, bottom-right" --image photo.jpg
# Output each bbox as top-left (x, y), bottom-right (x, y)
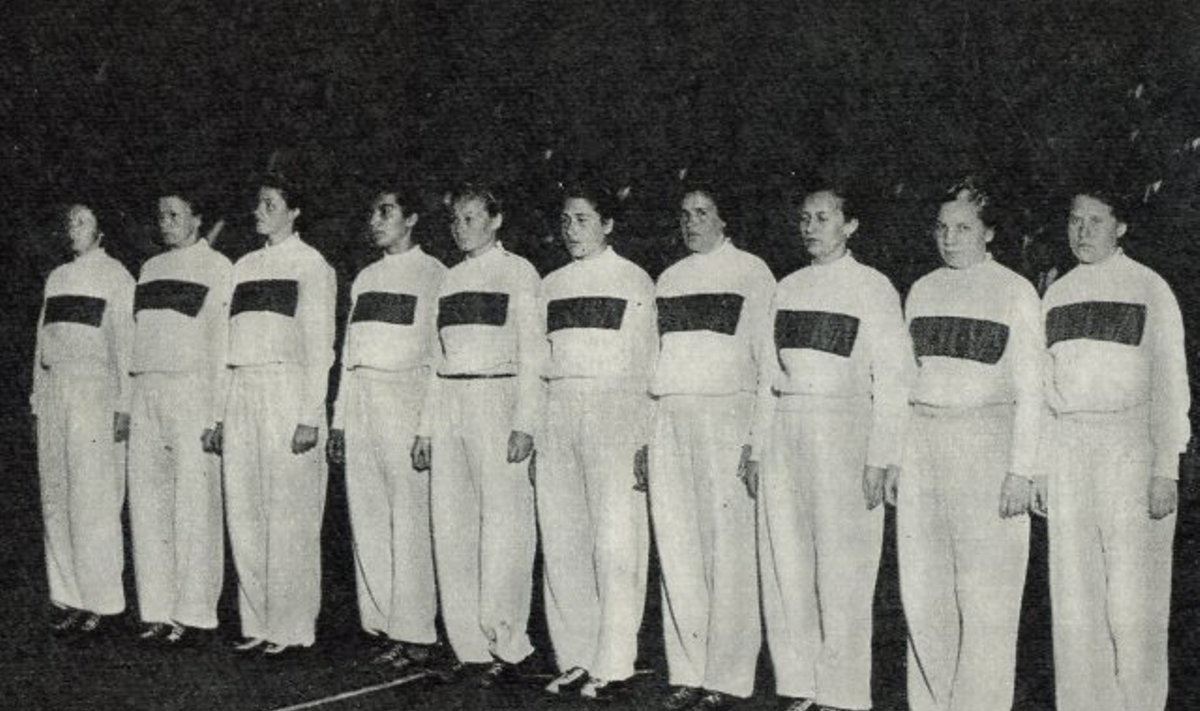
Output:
top-left (332, 245), bottom-right (445, 644)
top-left (760, 253), bottom-right (912, 710)
top-left (649, 238), bottom-right (774, 699)
top-left (537, 246), bottom-right (655, 682)
top-left (129, 239), bottom-right (231, 629)
top-left (32, 246), bottom-right (134, 616)
top-left (900, 255), bottom-right (1042, 711)
top-left (1041, 249), bottom-right (1188, 711)
top-left (223, 233), bottom-right (336, 647)
top-left (417, 242), bottom-right (544, 665)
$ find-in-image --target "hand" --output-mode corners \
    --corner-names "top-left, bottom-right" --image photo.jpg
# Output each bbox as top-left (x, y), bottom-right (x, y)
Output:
top-left (411, 436), bottom-right (432, 471)
top-left (863, 465), bottom-right (886, 510)
top-left (633, 444), bottom-right (649, 492)
top-left (327, 428), bottom-right (345, 465)
top-left (507, 430), bottom-right (534, 464)
top-left (884, 465), bottom-right (901, 507)
top-left (203, 422), bottom-right (223, 455)
top-left (1031, 476), bottom-right (1049, 518)
top-left (999, 473), bottom-right (1032, 518)
top-left (1148, 476), bottom-right (1178, 519)
top-left (113, 412), bottom-right (130, 443)
top-left (736, 444), bottom-right (758, 499)
top-left (291, 424), bottom-right (319, 455)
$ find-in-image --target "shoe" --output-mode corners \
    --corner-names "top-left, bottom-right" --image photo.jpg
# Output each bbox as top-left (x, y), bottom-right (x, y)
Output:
top-left (663, 686), bottom-right (703, 710)
top-left (581, 677), bottom-right (632, 702)
top-left (50, 608), bottom-right (85, 635)
top-left (67, 613), bottom-right (116, 645)
top-left (163, 624), bottom-right (210, 648)
top-left (391, 643), bottom-right (437, 674)
top-left (371, 641), bottom-right (407, 665)
top-left (232, 637), bottom-right (266, 653)
top-left (545, 667), bottom-right (589, 695)
top-left (261, 642), bottom-right (297, 657)
top-left (779, 699), bottom-right (815, 711)
top-left (693, 690), bottom-right (732, 710)
top-left (137, 622), bottom-right (170, 641)
top-left (478, 660), bottom-right (521, 689)
top-left (424, 659), bottom-right (478, 684)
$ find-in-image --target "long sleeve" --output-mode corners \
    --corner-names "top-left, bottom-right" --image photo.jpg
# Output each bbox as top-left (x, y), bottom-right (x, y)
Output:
top-left (206, 260), bottom-right (233, 426)
top-left (866, 282), bottom-right (914, 468)
top-left (107, 273), bottom-right (136, 414)
top-left (1007, 282), bottom-right (1044, 478)
top-left (747, 275), bottom-right (777, 456)
top-left (512, 270), bottom-right (546, 437)
top-left (30, 301), bottom-right (46, 416)
top-left (330, 302), bottom-right (354, 431)
top-left (631, 289), bottom-right (660, 446)
top-left (297, 261), bottom-right (337, 428)
top-left (1149, 279), bottom-right (1190, 479)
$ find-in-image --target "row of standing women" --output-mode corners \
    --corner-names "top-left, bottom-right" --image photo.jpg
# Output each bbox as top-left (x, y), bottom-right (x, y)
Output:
top-left (32, 174), bottom-right (1185, 711)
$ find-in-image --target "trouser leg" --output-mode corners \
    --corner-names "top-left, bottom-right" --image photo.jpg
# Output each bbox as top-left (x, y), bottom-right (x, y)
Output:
top-left (129, 377), bottom-right (174, 624)
top-left (344, 374), bottom-right (393, 636)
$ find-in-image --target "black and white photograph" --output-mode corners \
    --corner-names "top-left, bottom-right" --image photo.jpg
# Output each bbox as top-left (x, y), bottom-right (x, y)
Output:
top-left (1, 1), bottom-right (1198, 709)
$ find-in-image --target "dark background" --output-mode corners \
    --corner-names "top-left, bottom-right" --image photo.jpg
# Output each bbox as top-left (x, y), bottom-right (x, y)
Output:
top-left (1, 1), bottom-right (1199, 708)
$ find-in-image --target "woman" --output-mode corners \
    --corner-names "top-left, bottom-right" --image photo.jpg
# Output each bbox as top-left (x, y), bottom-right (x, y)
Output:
top-left (760, 185), bottom-right (910, 711)
top-left (537, 183), bottom-right (654, 702)
top-left (891, 181), bottom-right (1041, 711)
top-left (33, 203), bottom-right (135, 639)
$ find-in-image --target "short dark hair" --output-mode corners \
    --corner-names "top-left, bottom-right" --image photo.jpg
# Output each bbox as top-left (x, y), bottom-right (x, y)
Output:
top-left (680, 182), bottom-right (724, 217)
top-left (1070, 183), bottom-right (1133, 225)
top-left (451, 183), bottom-right (502, 216)
top-left (944, 176), bottom-right (1002, 231)
top-left (372, 178), bottom-right (422, 219)
top-left (157, 183), bottom-right (205, 217)
top-left (804, 182), bottom-right (860, 223)
top-left (256, 171), bottom-right (304, 213)
top-left (561, 180), bottom-right (618, 223)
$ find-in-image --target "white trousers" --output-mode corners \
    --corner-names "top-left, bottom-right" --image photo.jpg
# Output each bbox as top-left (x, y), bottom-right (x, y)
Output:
top-left (537, 382), bottom-right (649, 681)
top-left (898, 405), bottom-right (1028, 711)
top-left (650, 393), bottom-right (761, 698)
top-left (343, 368), bottom-right (436, 644)
top-left (759, 396), bottom-right (881, 709)
top-left (224, 365), bottom-right (327, 646)
top-left (430, 377), bottom-right (536, 664)
top-left (128, 371), bottom-right (223, 629)
top-left (37, 365), bottom-right (126, 615)
top-left (1045, 407), bottom-right (1173, 711)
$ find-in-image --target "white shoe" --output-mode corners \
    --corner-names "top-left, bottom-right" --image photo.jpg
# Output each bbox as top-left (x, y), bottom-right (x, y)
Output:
top-left (545, 666), bottom-right (588, 694)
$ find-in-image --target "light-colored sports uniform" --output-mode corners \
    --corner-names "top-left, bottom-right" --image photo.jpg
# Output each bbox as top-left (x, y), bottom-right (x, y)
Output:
top-left (332, 245), bottom-right (445, 645)
top-left (760, 252), bottom-right (911, 710)
top-left (32, 246), bottom-right (134, 617)
top-left (649, 238), bottom-right (774, 699)
top-left (418, 242), bottom-right (544, 665)
top-left (223, 232), bottom-right (336, 647)
top-left (537, 246), bottom-right (655, 682)
top-left (128, 238), bottom-right (231, 630)
top-left (1041, 249), bottom-right (1188, 711)
top-left (899, 255), bottom-right (1042, 711)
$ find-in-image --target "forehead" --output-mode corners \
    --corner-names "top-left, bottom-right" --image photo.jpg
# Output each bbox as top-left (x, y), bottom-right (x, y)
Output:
top-left (1071, 194), bottom-right (1116, 217)
top-left (802, 191), bottom-right (843, 213)
top-left (158, 195), bottom-right (193, 214)
top-left (562, 197), bottom-right (600, 217)
top-left (938, 198), bottom-right (983, 224)
top-left (681, 192), bottom-right (718, 213)
top-left (258, 186), bottom-right (287, 204)
top-left (372, 193), bottom-right (401, 210)
top-left (68, 205), bottom-right (96, 223)
top-left (452, 196), bottom-right (489, 216)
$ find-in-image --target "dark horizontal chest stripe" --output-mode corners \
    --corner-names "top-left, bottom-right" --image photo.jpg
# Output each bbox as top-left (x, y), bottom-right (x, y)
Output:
top-left (657, 293), bottom-right (744, 336)
top-left (135, 279), bottom-right (209, 317)
top-left (910, 316), bottom-right (1009, 364)
top-left (43, 295), bottom-right (106, 327)
top-left (547, 296), bottom-right (627, 333)
top-left (775, 310), bottom-right (860, 357)
top-left (351, 291), bottom-right (417, 326)
top-left (1046, 301), bottom-right (1146, 348)
top-left (230, 279), bottom-right (298, 317)
top-left (438, 291), bottom-right (509, 329)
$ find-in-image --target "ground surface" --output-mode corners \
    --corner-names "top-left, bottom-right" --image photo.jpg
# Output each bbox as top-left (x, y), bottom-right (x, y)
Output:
top-left (0, 407), bottom-right (1196, 711)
